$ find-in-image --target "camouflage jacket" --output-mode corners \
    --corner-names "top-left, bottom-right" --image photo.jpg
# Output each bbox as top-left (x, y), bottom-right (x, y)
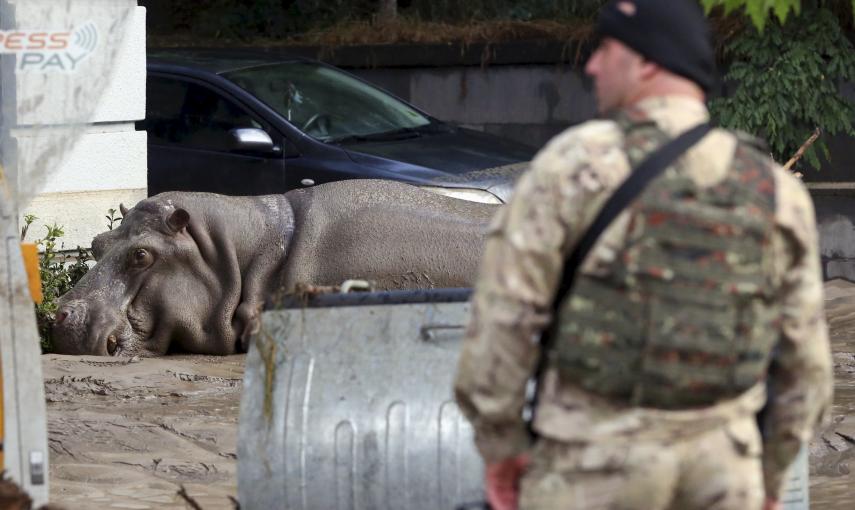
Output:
top-left (453, 96), bottom-right (833, 498)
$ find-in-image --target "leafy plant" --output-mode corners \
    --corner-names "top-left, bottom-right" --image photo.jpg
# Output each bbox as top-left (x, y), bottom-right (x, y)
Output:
top-left (105, 208), bottom-right (123, 230)
top-left (701, 0), bottom-right (804, 30)
top-left (701, 0), bottom-right (855, 30)
top-left (19, 213), bottom-right (36, 241)
top-left (709, 6), bottom-right (855, 169)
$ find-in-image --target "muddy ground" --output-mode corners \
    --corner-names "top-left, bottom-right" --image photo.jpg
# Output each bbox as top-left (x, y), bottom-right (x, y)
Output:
top-left (44, 355), bottom-right (244, 509)
top-left (44, 280), bottom-right (855, 509)
top-left (808, 279), bottom-right (855, 509)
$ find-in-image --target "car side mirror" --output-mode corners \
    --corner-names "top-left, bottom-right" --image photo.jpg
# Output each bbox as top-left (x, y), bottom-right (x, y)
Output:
top-left (229, 128), bottom-right (281, 156)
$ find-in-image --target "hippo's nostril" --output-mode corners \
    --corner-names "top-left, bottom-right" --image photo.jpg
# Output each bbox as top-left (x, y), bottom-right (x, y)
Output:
top-left (107, 335), bottom-right (118, 356)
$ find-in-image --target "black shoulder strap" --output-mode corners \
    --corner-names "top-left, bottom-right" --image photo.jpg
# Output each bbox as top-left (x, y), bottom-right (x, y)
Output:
top-left (550, 122), bottom-right (711, 314)
top-left (526, 121), bottom-right (711, 437)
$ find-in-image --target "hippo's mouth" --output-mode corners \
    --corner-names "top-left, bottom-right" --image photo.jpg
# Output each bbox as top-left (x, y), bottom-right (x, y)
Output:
top-left (105, 333), bottom-right (120, 356)
top-left (100, 326), bottom-right (132, 356)
top-left (107, 307), bottom-right (152, 356)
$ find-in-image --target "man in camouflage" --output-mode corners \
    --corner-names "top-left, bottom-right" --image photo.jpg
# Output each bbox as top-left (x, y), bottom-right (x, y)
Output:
top-left (454, 1), bottom-right (833, 509)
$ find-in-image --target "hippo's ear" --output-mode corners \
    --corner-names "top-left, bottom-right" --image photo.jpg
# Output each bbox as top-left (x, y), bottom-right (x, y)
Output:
top-left (119, 203), bottom-right (129, 216)
top-left (166, 208), bottom-right (190, 233)
top-left (91, 233), bottom-right (109, 260)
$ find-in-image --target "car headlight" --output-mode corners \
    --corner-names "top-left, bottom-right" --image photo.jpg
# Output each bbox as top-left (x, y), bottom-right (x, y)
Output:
top-left (418, 186), bottom-right (503, 205)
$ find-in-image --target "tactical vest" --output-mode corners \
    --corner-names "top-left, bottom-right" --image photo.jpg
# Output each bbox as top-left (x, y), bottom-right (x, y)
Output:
top-left (551, 114), bottom-right (781, 409)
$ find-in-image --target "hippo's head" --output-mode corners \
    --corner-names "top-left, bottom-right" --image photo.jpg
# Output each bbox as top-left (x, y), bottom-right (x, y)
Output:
top-left (53, 198), bottom-right (205, 356)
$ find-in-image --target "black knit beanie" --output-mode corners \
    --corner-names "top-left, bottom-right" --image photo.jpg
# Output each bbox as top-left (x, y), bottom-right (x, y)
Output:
top-left (596, 0), bottom-right (715, 92)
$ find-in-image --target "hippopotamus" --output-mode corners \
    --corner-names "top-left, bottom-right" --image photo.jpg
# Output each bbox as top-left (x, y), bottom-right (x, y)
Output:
top-left (52, 180), bottom-right (496, 357)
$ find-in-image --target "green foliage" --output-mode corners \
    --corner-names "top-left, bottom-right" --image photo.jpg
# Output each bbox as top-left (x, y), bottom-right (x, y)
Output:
top-left (709, 7), bottom-right (855, 169)
top-left (21, 217), bottom-right (93, 352)
top-left (19, 213), bottom-right (35, 241)
top-left (701, 0), bottom-right (855, 29)
top-left (701, 0), bottom-right (802, 29)
top-left (105, 208), bottom-right (123, 231)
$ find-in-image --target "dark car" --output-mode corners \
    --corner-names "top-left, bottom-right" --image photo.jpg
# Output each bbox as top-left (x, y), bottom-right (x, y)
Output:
top-left (141, 49), bottom-right (536, 203)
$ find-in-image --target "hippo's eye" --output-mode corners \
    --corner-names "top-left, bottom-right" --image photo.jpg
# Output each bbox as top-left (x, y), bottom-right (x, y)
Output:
top-left (130, 248), bottom-right (153, 268)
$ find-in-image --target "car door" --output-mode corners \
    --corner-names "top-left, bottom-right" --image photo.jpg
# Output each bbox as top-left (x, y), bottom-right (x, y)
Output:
top-left (143, 75), bottom-right (290, 196)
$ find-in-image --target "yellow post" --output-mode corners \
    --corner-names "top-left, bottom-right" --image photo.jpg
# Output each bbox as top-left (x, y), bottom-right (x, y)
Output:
top-left (20, 243), bottom-right (42, 304)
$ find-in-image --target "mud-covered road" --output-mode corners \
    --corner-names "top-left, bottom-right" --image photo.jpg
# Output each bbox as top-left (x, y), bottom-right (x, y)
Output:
top-left (43, 280), bottom-right (855, 509)
top-left (808, 279), bottom-right (855, 509)
top-left (44, 355), bottom-right (244, 509)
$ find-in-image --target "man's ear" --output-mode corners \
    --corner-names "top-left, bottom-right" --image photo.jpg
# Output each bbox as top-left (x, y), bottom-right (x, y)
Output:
top-left (166, 208), bottom-right (190, 233)
top-left (639, 60), bottom-right (661, 81)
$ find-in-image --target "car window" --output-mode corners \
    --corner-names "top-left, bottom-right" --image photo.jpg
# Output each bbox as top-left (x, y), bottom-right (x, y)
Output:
top-left (144, 76), bottom-right (264, 152)
top-left (223, 62), bottom-right (431, 142)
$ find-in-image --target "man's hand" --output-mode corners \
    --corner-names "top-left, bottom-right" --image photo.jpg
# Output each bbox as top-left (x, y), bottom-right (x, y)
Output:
top-left (763, 497), bottom-right (782, 510)
top-left (485, 455), bottom-right (529, 510)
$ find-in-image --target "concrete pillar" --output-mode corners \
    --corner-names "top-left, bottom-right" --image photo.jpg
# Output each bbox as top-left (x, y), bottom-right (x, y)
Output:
top-left (4, 0), bottom-right (147, 249)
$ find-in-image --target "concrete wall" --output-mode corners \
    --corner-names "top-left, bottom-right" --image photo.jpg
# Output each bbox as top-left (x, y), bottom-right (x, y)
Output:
top-left (813, 191), bottom-right (855, 281)
top-left (5, 1), bottom-right (147, 249)
top-left (351, 65), bottom-right (595, 150)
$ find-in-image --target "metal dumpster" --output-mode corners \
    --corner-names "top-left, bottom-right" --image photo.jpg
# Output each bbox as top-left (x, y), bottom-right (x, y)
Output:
top-left (238, 290), bottom-right (809, 510)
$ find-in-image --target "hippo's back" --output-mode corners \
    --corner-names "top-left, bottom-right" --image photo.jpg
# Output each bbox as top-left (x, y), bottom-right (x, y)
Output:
top-left (287, 179), bottom-right (496, 223)
top-left (282, 180), bottom-right (498, 290)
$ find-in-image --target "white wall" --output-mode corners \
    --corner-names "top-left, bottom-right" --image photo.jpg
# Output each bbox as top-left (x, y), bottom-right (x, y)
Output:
top-left (10, 1), bottom-right (147, 249)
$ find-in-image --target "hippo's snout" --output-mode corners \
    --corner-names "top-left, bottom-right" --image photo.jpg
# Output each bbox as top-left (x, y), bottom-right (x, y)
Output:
top-left (54, 299), bottom-right (130, 356)
top-left (53, 299), bottom-right (110, 355)
top-left (56, 301), bottom-right (86, 329)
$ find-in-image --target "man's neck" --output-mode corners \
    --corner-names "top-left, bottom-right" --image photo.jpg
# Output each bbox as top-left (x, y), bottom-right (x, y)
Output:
top-left (626, 76), bottom-right (705, 106)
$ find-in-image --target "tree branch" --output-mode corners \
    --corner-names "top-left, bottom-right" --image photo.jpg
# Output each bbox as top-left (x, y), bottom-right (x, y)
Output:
top-left (783, 127), bottom-right (821, 172)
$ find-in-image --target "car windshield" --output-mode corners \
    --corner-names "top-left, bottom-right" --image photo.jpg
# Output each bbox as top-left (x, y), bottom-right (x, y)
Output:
top-left (222, 61), bottom-right (432, 142)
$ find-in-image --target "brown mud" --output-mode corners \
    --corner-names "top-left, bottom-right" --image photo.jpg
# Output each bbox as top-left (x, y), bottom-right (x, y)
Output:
top-left (809, 279), bottom-right (855, 509)
top-left (44, 355), bottom-right (244, 510)
top-left (43, 280), bottom-right (855, 509)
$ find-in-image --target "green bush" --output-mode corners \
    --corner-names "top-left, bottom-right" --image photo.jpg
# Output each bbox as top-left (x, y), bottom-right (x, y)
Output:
top-left (710, 6), bottom-right (855, 169)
